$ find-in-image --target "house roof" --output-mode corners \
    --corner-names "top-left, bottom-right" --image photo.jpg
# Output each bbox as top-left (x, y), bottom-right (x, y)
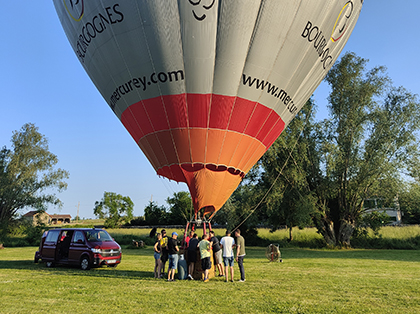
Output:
top-left (23, 211), bottom-right (51, 217)
top-left (50, 214), bottom-right (72, 219)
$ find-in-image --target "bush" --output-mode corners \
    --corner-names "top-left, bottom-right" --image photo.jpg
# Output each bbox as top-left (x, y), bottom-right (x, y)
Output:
top-left (24, 224), bottom-right (45, 246)
top-left (126, 216), bottom-right (147, 226)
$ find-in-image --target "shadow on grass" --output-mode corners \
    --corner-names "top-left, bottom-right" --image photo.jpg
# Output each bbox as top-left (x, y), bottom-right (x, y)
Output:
top-left (276, 247), bottom-right (420, 263)
top-left (0, 259), bottom-right (154, 280)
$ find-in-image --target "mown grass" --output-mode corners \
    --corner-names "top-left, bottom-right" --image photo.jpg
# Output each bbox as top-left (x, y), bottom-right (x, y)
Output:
top-left (1, 246), bottom-right (420, 313)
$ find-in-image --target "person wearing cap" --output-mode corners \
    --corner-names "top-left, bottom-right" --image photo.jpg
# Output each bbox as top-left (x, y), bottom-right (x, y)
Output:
top-left (167, 232), bottom-right (179, 281)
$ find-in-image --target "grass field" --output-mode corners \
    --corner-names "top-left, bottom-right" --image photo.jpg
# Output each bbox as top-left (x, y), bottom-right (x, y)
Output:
top-left (1, 246), bottom-right (420, 313)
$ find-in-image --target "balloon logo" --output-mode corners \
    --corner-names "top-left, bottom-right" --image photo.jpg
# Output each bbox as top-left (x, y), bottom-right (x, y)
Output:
top-left (331, 1), bottom-right (354, 42)
top-left (63, 0), bottom-right (84, 22)
top-left (189, 0), bottom-right (216, 21)
top-left (54, 0), bottom-right (363, 219)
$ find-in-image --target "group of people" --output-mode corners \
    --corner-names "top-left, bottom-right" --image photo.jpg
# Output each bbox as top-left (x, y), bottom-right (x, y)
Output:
top-left (153, 229), bottom-right (180, 281)
top-left (153, 228), bottom-right (246, 282)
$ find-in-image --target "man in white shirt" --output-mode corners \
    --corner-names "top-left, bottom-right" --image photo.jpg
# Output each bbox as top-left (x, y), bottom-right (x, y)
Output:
top-left (220, 230), bottom-right (235, 282)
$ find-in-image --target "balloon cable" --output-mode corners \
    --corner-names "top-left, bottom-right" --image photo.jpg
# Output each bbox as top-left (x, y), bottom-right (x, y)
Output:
top-left (231, 107), bottom-right (312, 233)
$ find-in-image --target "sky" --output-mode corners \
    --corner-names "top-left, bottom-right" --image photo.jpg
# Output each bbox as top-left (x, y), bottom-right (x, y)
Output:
top-left (1, 1), bottom-right (419, 219)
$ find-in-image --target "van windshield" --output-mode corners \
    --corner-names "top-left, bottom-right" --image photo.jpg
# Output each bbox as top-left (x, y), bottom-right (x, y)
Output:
top-left (85, 230), bottom-right (113, 242)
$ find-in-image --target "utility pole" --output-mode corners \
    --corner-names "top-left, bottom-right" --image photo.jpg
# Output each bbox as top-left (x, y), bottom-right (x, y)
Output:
top-left (76, 202), bottom-right (80, 223)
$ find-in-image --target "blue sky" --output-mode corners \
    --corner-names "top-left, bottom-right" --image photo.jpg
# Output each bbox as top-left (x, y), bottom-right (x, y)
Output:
top-left (1, 1), bottom-right (419, 219)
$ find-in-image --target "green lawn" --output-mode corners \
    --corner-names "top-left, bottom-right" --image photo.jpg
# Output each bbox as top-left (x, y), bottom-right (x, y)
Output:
top-left (1, 246), bottom-right (420, 313)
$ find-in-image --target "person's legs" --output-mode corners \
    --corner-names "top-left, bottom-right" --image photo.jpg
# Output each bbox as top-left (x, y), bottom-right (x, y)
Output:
top-left (227, 256), bottom-right (234, 281)
top-left (188, 262), bottom-right (193, 276)
top-left (170, 254), bottom-right (178, 280)
top-left (215, 250), bottom-right (224, 276)
top-left (238, 256), bottom-right (245, 281)
top-left (168, 255), bottom-right (174, 280)
top-left (161, 261), bottom-right (166, 277)
top-left (223, 257), bottom-right (229, 281)
top-left (218, 263), bottom-right (225, 276)
top-left (154, 258), bottom-right (159, 278)
top-left (161, 252), bottom-right (168, 276)
top-left (157, 259), bottom-right (161, 278)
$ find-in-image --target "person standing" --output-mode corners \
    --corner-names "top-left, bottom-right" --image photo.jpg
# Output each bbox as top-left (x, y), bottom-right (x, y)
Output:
top-left (185, 230), bottom-right (193, 248)
top-left (220, 230), bottom-right (235, 282)
top-left (187, 233), bottom-right (199, 280)
top-left (198, 233), bottom-right (211, 282)
top-left (235, 229), bottom-right (246, 282)
top-left (153, 233), bottom-right (162, 278)
top-left (167, 232), bottom-right (179, 281)
top-left (209, 230), bottom-right (224, 277)
top-left (160, 229), bottom-right (169, 278)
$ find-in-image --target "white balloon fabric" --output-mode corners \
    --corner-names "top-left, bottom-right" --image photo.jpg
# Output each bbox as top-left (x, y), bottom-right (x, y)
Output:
top-left (54, 0), bottom-right (363, 216)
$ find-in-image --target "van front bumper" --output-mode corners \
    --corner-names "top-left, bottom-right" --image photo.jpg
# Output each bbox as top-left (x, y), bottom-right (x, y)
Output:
top-left (93, 254), bottom-right (122, 266)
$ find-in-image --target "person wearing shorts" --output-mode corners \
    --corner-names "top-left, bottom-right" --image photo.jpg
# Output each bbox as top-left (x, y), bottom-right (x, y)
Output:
top-left (167, 232), bottom-right (179, 281)
top-left (220, 230), bottom-right (235, 282)
top-left (198, 233), bottom-right (211, 282)
top-left (187, 233), bottom-right (199, 280)
top-left (209, 230), bottom-right (224, 277)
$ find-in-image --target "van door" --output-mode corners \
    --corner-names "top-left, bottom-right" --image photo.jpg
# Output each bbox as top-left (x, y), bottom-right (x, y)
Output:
top-left (41, 229), bottom-right (61, 262)
top-left (57, 230), bottom-right (74, 261)
top-left (68, 230), bottom-right (88, 264)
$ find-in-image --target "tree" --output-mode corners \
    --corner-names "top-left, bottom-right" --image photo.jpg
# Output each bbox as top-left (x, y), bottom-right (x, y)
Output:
top-left (93, 192), bottom-right (134, 228)
top-left (144, 201), bottom-right (168, 225)
top-left (399, 183), bottom-right (420, 224)
top-left (0, 123), bottom-right (69, 239)
top-left (310, 52), bottom-right (420, 246)
top-left (166, 191), bottom-right (192, 225)
top-left (258, 100), bottom-right (317, 241)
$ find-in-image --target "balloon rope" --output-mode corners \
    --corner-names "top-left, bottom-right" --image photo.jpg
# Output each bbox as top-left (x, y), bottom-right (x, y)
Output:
top-left (232, 107), bottom-right (312, 233)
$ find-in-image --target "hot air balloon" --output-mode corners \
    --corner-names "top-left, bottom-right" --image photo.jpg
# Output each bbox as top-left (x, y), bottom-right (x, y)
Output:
top-left (54, 0), bottom-right (363, 223)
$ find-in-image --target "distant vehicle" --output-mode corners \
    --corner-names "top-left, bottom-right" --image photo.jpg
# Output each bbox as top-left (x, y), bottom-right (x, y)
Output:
top-left (34, 228), bottom-right (122, 270)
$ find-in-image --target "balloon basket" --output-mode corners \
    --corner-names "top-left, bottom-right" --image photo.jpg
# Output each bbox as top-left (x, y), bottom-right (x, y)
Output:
top-left (180, 220), bottom-right (218, 280)
top-left (180, 248), bottom-right (215, 280)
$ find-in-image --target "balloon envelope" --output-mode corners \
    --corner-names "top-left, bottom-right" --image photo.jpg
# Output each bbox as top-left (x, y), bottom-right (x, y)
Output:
top-left (54, 0), bottom-right (363, 217)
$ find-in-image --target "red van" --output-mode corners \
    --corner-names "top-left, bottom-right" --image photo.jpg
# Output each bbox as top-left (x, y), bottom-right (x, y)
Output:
top-left (34, 228), bottom-right (122, 270)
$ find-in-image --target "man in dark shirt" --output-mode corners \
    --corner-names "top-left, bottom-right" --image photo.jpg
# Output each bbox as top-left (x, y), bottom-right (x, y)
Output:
top-left (187, 233), bottom-right (199, 280)
top-left (160, 229), bottom-right (168, 278)
top-left (167, 232), bottom-right (179, 281)
top-left (209, 230), bottom-right (224, 277)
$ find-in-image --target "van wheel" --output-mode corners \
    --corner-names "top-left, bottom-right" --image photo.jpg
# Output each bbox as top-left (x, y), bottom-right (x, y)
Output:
top-left (80, 256), bottom-right (90, 270)
top-left (46, 261), bottom-right (54, 268)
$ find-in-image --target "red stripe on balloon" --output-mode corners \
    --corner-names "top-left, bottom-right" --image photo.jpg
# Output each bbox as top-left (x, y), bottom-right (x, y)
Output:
top-left (121, 93), bottom-right (285, 162)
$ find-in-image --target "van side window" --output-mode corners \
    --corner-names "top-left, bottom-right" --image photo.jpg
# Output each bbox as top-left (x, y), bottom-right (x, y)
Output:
top-left (45, 230), bottom-right (60, 243)
top-left (73, 231), bottom-right (85, 243)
